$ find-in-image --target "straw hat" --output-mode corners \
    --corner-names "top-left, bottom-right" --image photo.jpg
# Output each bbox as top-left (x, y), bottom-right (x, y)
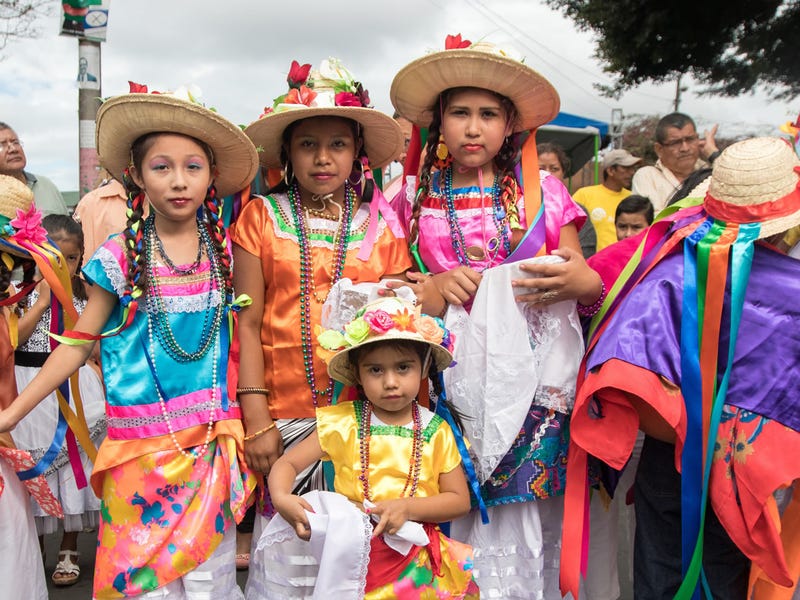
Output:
top-left (390, 37), bottom-right (560, 132)
top-left (0, 174), bottom-right (36, 258)
top-left (245, 58), bottom-right (403, 169)
top-left (96, 87), bottom-right (259, 197)
top-left (704, 137), bottom-right (800, 239)
top-left (319, 296), bottom-right (454, 387)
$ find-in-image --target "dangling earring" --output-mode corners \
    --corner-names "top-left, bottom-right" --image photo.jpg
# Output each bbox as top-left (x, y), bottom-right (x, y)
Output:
top-left (283, 162), bottom-right (295, 187)
top-left (348, 159), bottom-right (365, 187)
top-left (433, 134), bottom-right (453, 170)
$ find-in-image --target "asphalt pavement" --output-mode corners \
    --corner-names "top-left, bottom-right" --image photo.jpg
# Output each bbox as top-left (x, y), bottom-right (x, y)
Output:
top-left (42, 530), bottom-right (248, 599)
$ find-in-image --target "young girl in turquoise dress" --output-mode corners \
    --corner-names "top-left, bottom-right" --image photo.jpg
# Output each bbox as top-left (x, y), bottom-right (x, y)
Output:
top-left (263, 296), bottom-right (478, 598)
top-left (388, 36), bottom-right (604, 598)
top-left (0, 86), bottom-right (260, 599)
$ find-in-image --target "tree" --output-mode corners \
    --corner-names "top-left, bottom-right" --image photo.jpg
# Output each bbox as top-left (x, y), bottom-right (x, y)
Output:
top-left (545, 0), bottom-right (800, 101)
top-left (0, 0), bottom-right (51, 54)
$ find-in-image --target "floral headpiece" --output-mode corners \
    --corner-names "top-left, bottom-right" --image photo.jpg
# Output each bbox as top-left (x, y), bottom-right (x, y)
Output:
top-left (261, 58), bottom-right (372, 117)
top-left (318, 296), bottom-right (455, 387)
top-left (780, 114), bottom-right (800, 158)
top-left (0, 174), bottom-right (47, 262)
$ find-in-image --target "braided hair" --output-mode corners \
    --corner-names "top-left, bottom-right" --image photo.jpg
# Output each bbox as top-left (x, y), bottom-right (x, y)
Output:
top-left (121, 132), bottom-right (233, 307)
top-left (266, 116), bottom-right (374, 203)
top-left (411, 87), bottom-right (521, 245)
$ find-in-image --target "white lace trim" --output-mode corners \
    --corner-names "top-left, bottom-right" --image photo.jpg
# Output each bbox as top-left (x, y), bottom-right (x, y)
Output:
top-left (143, 289), bottom-right (223, 314)
top-left (420, 205), bottom-right (498, 219)
top-left (95, 245), bottom-right (127, 296)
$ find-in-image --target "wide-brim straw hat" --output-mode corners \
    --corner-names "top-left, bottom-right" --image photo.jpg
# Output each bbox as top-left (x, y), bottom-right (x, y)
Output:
top-left (246, 106), bottom-right (402, 170)
top-left (704, 137), bottom-right (800, 239)
top-left (96, 93), bottom-right (259, 197)
top-left (390, 42), bottom-right (560, 132)
top-left (0, 174), bottom-right (35, 258)
top-left (324, 297), bottom-right (454, 387)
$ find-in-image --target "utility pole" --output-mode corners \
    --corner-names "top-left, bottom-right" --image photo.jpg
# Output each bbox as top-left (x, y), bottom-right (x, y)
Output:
top-left (674, 74), bottom-right (685, 113)
top-left (78, 38), bottom-right (102, 196)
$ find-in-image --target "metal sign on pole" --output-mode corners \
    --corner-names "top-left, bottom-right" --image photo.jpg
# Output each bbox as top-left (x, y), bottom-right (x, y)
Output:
top-left (60, 1), bottom-right (111, 197)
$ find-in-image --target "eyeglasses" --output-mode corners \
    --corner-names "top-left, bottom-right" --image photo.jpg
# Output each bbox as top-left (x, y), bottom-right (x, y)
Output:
top-left (660, 135), bottom-right (699, 149)
top-left (0, 140), bottom-right (23, 153)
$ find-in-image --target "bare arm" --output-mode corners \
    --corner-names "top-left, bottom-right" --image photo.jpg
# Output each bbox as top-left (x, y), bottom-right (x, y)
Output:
top-left (232, 244), bottom-right (282, 473)
top-left (0, 282), bottom-right (116, 432)
top-left (267, 430), bottom-right (325, 540)
top-left (16, 280), bottom-right (50, 345)
top-left (370, 464), bottom-right (471, 537)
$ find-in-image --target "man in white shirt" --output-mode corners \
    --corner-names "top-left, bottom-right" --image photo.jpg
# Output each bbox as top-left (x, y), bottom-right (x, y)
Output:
top-left (631, 112), bottom-right (720, 211)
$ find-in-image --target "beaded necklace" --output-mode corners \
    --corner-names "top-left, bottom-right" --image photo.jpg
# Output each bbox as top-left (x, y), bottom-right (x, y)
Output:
top-left (144, 217), bottom-right (225, 363)
top-left (143, 216), bottom-right (223, 459)
top-left (442, 166), bottom-right (511, 268)
top-left (358, 399), bottom-right (423, 502)
top-left (152, 225), bottom-right (203, 275)
top-left (289, 182), bottom-right (355, 406)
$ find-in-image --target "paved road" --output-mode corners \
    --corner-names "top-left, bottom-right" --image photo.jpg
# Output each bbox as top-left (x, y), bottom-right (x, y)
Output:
top-left (42, 531), bottom-right (248, 599)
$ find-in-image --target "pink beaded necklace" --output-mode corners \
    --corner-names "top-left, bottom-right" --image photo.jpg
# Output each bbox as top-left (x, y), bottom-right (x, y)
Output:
top-left (358, 399), bottom-right (423, 502)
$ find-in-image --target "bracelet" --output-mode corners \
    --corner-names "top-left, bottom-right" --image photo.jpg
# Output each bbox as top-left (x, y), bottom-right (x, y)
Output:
top-left (707, 149), bottom-right (722, 164)
top-left (236, 387), bottom-right (270, 396)
top-left (243, 421), bottom-right (277, 442)
top-left (577, 280), bottom-right (607, 318)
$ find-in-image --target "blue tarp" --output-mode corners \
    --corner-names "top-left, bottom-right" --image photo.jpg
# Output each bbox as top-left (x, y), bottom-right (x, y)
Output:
top-left (537, 111), bottom-right (610, 178)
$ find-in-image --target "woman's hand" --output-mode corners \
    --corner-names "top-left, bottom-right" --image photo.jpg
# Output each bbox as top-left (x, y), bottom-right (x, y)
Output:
top-left (244, 425), bottom-right (283, 474)
top-left (369, 498), bottom-right (411, 538)
top-left (512, 247), bottom-right (602, 306)
top-left (272, 493), bottom-right (315, 541)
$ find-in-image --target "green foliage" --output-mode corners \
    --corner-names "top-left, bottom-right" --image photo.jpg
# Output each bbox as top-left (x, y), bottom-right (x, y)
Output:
top-left (546, 0), bottom-right (800, 100)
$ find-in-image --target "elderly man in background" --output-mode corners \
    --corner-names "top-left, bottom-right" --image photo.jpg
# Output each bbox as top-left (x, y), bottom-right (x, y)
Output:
top-left (0, 122), bottom-right (68, 216)
top-left (631, 112), bottom-right (720, 211)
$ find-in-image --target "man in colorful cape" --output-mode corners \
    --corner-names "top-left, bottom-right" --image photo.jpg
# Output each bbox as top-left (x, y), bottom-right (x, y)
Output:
top-left (560, 136), bottom-right (800, 600)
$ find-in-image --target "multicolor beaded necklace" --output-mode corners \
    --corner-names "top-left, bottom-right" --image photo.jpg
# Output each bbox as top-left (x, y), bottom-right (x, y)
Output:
top-left (358, 399), bottom-right (423, 501)
top-left (289, 181), bottom-right (356, 406)
top-left (144, 217), bottom-right (224, 459)
top-left (145, 216), bottom-right (225, 362)
top-left (442, 166), bottom-right (511, 268)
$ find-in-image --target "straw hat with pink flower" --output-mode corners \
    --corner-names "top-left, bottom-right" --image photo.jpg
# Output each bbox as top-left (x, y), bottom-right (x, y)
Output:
top-left (317, 296), bottom-right (454, 387)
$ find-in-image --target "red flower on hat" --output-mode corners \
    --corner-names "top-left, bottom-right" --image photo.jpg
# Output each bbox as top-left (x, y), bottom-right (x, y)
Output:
top-left (128, 81), bottom-right (149, 93)
top-left (445, 34), bottom-right (471, 50)
top-left (287, 60), bottom-right (312, 89)
top-left (285, 84), bottom-right (317, 107)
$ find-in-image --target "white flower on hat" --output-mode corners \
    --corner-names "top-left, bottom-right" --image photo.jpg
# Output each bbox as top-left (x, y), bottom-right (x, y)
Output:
top-left (169, 84), bottom-right (204, 106)
top-left (318, 58), bottom-right (355, 88)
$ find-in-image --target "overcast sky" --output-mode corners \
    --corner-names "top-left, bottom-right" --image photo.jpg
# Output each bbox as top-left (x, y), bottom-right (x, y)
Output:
top-left (1, 0), bottom-right (795, 191)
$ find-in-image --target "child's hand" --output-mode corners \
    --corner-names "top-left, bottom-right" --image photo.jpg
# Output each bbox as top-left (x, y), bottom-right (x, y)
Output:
top-left (34, 279), bottom-right (51, 309)
top-left (512, 247), bottom-right (601, 306)
top-left (430, 267), bottom-right (482, 306)
top-left (244, 425), bottom-right (283, 474)
top-left (273, 494), bottom-right (315, 541)
top-left (384, 272), bottom-right (446, 316)
top-left (368, 498), bottom-right (411, 538)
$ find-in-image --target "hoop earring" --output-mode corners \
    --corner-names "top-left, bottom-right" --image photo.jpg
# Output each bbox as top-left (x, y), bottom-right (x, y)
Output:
top-left (283, 162), bottom-right (295, 187)
top-left (433, 134), bottom-right (453, 170)
top-left (348, 159), bottom-right (365, 187)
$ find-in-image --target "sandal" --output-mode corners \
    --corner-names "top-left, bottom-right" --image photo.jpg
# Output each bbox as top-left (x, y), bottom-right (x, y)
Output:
top-left (235, 552), bottom-right (250, 571)
top-left (52, 550), bottom-right (80, 586)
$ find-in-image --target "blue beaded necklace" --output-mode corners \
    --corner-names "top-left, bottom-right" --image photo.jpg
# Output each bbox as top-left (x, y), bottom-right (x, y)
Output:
top-left (442, 166), bottom-right (511, 268)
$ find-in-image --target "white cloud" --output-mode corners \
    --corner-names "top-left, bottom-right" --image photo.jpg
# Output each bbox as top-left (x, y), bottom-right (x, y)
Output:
top-left (0, 0), bottom-right (794, 191)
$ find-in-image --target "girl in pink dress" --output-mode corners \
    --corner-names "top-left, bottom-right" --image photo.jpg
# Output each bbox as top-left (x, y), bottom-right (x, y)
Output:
top-left (389, 35), bottom-right (604, 599)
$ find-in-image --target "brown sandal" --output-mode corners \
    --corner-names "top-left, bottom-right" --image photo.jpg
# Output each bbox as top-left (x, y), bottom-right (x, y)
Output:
top-left (52, 550), bottom-right (80, 586)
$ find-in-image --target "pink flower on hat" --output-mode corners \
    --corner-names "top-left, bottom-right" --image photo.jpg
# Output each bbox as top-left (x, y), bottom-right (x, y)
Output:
top-left (363, 309), bottom-right (395, 334)
top-left (9, 205), bottom-right (47, 246)
top-left (335, 92), bottom-right (362, 107)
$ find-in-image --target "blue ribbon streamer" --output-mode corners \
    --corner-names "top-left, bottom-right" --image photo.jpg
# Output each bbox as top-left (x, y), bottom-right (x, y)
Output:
top-left (434, 372), bottom-right (489, 524)
top-left (17, 379), bottom-right (70, 480)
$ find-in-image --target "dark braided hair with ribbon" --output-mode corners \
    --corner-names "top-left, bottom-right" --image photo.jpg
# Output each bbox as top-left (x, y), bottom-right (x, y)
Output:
top-left (411, 88), bottom-right (521, 246)
top-left (121, 133), bottom-right (233, 308)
